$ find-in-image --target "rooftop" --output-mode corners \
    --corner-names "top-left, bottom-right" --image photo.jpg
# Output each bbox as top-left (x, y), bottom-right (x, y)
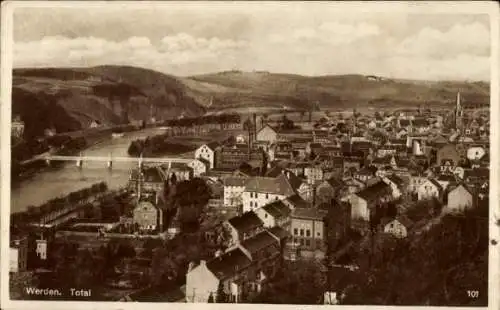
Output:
top-left (227, 211), bottom-right (263, 232)
top-left (240, 230), bottom-right (280, 255)
top-left (206, 248), bottom-right (252, 279)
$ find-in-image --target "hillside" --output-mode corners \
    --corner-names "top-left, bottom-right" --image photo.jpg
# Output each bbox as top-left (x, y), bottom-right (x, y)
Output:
top-left (185, 71), bottom-right (490, 112)
top-left (12, 66), bottom-right (207, 141)
top-left (11, 66), bottom-right (489, 140)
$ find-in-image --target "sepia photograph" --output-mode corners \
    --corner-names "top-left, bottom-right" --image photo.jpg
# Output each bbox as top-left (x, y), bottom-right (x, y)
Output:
top-left (1, 1), bottom-right (498, 309)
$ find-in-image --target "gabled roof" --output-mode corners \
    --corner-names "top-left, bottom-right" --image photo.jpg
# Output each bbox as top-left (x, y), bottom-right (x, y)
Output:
top-left (437, 174), bottom-right (456, 182)
top-left (223, 176), bottom-right (249, 187)
top-left (387, 174), bottom-right (404, 186)
top-left (244, 174), bottom-right (295, 196)
top-left (206, 248), bottom-right (252, 280)
top-left (355, 181), bottom-right (391, 202)
top-left (292, 207), bottom-right (327, 220)
top-left (266, 226), bottom-right (290, 241)
top-left (240, 230), bottom-right (280, 255)
top-left (227, 211), bottom-right (263, 232)
top-left (285, 194), bottom-right (311, 209)
top-left (426, 178), bottom-right (443, 192)
top-left (206, 141), bottom-right (221, 151)
top-left (262, 200), bottom-right (292, 219)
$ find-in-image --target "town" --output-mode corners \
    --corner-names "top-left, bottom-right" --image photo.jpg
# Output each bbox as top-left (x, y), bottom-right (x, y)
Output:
top-left (10, 92), bottom-right (489, 305)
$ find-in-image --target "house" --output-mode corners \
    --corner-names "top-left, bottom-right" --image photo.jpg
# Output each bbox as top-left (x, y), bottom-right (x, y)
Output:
top-left (417, 178), bottom-right (443, 201)
top-left (90, 120), bottom-right (101, 128)
top-left (381, 215), bottom-right (413, 239)
top-left (241, 174), bottom-right (296, 212)
top-left (215, 145), bottom-right (265, 170)
top-left (350, 181), bottom-right (393, 222)
top-left (412, 118), bottom-right (430, 133)
top-left (254, 200), bottom-right (292, 230)
top-left (223, 212), bottom-right (265, 248)
top-left (291, 207), bottom-right (328, 252)
top-left (304, 164), bottom-right (325, 185)
top-left (256, 124), bottom-right (278, 143)
top-left (163, 163), bottom-right (194, 181)
top-left (10, 236), bottom-right (28, 273)
top-left (11, 115), bottom-right (24, 139)
top-left (188, 159), bottom-right (208, 177)
top-left (283, 194), bottom-right (312, 210)
top-left (195, 142), bottom-right (220, 169)
top-left (446, 184), bottom-right (475, 214)
top-left (463, 168), bottom-right (490, 185)
top-left (223, 177), bottom-right (249, 207)
top-left (436, 144), bottom-right (461, 167)
top-left (315, 177), bottom-right (345, 206)
top-left (353, 166), bottom-right (378, 183)
top-left (376, 146), bottom-right (398, 158)
top-left (467, 146), bottom-right (486, 161)
top-left (436, 174), bottom-right (457, 191)
top-left (185, 249), bottom-right (252, 303)
top-left (128, 166), bottom-right (166, 194)
top-left (382, 174), bottom-right (405, 199)
top-left (133, 200), bottom-right (161, 231)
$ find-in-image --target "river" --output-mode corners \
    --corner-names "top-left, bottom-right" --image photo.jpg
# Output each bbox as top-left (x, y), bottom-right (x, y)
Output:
top-left (10, 128), bottom-right (169, 214)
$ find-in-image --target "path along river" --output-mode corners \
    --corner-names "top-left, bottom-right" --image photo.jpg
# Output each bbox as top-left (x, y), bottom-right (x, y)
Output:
top-left (10, 128), bottom-right (168, 214)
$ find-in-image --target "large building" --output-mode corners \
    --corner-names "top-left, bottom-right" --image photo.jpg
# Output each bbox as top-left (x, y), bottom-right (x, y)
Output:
top-left (215, 145), bottom-right (265, 170)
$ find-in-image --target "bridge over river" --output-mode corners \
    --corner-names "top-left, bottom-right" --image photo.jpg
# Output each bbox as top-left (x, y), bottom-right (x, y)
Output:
top-left (10, 127), bottom-right (176, 213)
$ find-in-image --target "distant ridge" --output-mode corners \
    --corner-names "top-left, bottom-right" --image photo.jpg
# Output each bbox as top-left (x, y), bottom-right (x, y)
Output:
top-left (12, 65), bottom-right (489, 139)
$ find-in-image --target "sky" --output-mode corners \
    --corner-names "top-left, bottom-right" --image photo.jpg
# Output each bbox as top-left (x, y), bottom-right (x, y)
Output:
top-left (12, 2), bottom-right (491, 81)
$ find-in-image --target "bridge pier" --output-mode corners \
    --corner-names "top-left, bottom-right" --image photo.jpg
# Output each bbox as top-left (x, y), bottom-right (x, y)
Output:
top-left (76, 159), bottom-right (83, 168)
top-left (45, 159), bottom-right (51, 166)
top-left (107, 160), bottom-right (113, 169)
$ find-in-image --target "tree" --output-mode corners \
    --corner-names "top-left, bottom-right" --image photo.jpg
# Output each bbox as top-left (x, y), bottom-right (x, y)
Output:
top-left (216, 281), bottom-right (228, 303)
top-left (174, 178), bottom-right (212, 231)
top-left (150, 247), bottom-right (178, 287)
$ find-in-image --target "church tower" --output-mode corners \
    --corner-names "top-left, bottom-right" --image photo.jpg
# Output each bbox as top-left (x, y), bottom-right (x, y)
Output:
top-left (455, 92), bottom-right (463, 131)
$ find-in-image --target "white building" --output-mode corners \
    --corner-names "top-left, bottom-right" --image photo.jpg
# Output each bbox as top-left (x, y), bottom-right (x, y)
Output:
top-left (417, 178), bottom-right (442, 200)
top-left (467, 146), bottom-right (486, 161)
top-left (446, 184), bottom-right (474, 214)
top-left (223, 177), bottom-right (249, 207)
top-left (241, 174), bottom-right (296, 213)
top-left (187, 159), bottom-right (208, 177)
top-left (194, 142), bottom-right (220, 169)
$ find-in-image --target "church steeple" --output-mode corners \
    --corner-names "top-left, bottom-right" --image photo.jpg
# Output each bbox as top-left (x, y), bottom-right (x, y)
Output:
top-left (455, 92), bottom-right (463, 131)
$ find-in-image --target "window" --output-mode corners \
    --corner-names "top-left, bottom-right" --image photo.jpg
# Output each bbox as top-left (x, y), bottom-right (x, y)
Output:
top-left (250, 201), bottom-right (253, 207)
top-left (294, 228), bottom-right (298, 235)
top-left (317, 232), bottom-right (321, 237)
top-left (266, 193), bottom-right (269, 199)
top-left (306, 230), bottom-right (311, 237)
top-left (305, 239), bottom-right (311, 247)
top-left (275, 196), bottom-right (278, 201)
top-left (250, 192), bottom-right (253, 198)
top-left (300, 229), bottom-right (304, 236)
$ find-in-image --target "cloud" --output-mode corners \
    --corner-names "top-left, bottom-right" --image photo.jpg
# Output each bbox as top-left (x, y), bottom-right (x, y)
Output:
top-left (13, 19), bottom-right (490, 81)
top-left (396, 22), bottom-right (490, 58)
top-left (14, 33), bottom-right (248, 74)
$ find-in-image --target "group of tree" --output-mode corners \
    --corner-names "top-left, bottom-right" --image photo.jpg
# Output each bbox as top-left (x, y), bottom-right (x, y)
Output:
top-left (127, 135), bottom-right (193, 157)
top-left (12, 182), bottom-right (109, 226)
top-left (172, 178), bottom-right (212, 232)
top-left (340, 201), bottom-right (488, 306)
top-left (161, 113), bottom-right (241, 129)
top-left (250, 261), bottom-right (326, 304)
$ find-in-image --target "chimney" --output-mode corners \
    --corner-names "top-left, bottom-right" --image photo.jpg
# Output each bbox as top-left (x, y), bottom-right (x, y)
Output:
top-left (188, 261), bottom-right (196, 272)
